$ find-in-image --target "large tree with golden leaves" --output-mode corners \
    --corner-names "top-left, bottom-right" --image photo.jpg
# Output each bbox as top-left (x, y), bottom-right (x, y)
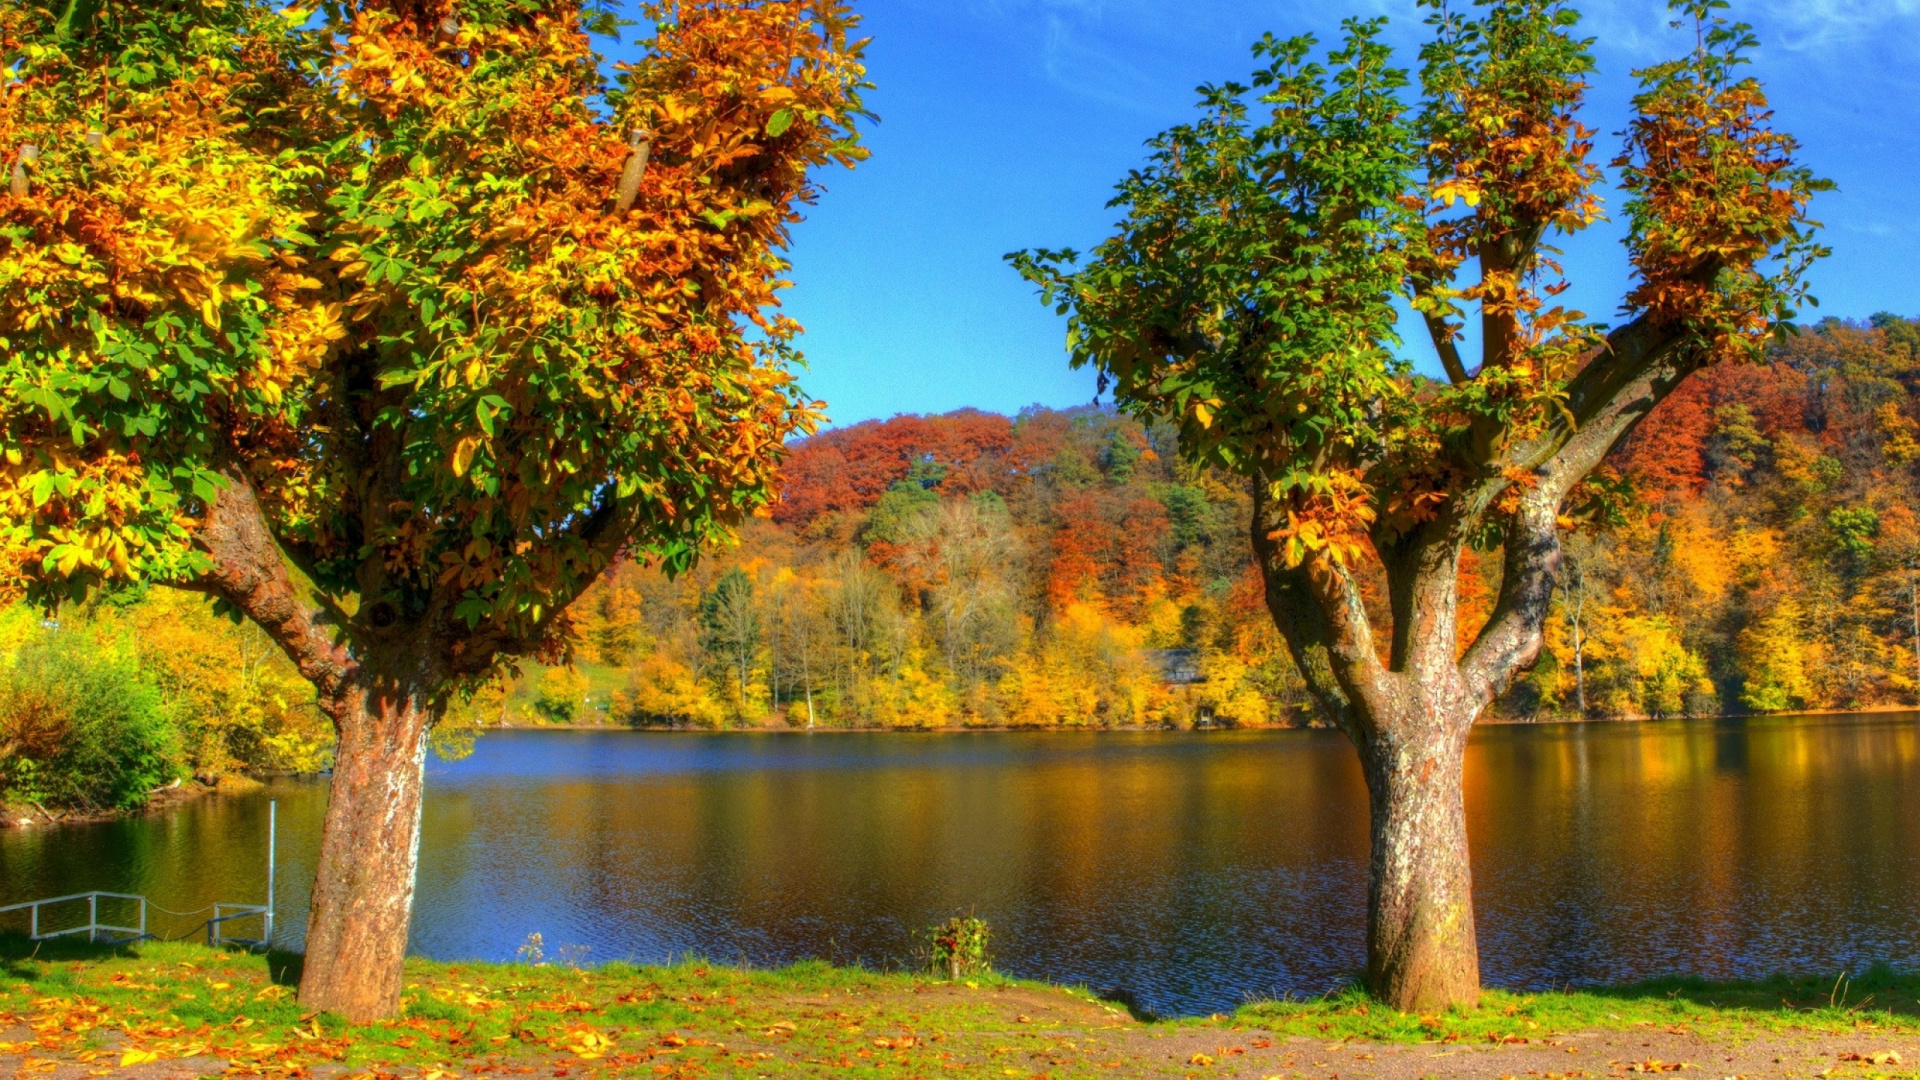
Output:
top-left (0, 0), bottom-right (866, 1021)
top-left (1016, 0), bottom-right (1824, 1011)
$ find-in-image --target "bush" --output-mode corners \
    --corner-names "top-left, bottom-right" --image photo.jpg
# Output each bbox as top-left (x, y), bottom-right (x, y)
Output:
top-left (533, 667), bottom-right (592, 724)
top-left (0, 624), bottom-right (179, 811)
top-left (927, 916), bottom-right (991, 981)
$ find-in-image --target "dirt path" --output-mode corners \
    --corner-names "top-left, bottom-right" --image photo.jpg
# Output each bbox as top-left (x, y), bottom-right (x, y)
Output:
top-left (1042, 1026), bottom-right (1920, 1079)
top-left (5, 985), bottom-right (1917, 1080)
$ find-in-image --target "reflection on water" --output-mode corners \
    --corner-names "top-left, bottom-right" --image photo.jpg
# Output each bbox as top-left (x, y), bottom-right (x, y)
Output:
top-left (4, 715), bottom-right (1919, 1017)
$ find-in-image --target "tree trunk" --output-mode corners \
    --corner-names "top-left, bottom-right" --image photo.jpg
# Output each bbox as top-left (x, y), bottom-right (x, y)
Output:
top-left (1359, 718), bottom-right (1480, 1013)
top-left (1572, 594), bottom-right (1587, 716)
top-left (299, 670), bottom-right (438, 1023)
top-left (1910, 574), bottom-right (1918, 692)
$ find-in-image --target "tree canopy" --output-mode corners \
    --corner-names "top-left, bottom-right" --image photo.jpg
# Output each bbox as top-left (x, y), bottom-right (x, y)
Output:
top-left (0, 0), bottom-right (868, 674)
top-left (0, 0), bottom-right (870, 1022)
top-left (1014, 0), bottom-right (1826, 1013)
top-left (1013, 0), bottom-right (1824, 588)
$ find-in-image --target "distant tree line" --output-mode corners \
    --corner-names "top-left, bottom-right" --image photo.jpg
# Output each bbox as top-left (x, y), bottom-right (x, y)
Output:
top-left (9, 316), bottom-right (1918, 808)
top-left (529, 315), bottom-right (1920, 729)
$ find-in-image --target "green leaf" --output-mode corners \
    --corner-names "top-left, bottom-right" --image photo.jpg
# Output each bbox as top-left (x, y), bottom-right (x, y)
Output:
top-left (766, 109), bottom-right (795, 138)
top-left (454, 595), bottom-right (492, 628)
top-left (55, 0), bottom-right (102, 39)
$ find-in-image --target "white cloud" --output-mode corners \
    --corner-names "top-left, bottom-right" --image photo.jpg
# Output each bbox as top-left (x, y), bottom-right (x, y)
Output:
top-left (935, 0), bottom-right (1916, 111)
top-left (1763, 0), bottom-right (1920, 48)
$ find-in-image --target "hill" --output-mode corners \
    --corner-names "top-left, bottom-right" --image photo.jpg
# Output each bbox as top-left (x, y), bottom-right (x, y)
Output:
top-left (551, 314), bottom-right (1920, 729)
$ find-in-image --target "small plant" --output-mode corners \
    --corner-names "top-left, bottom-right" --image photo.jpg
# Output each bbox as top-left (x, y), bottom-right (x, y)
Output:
top-left (557, 943), bottom-right (592, 970)
top-left (928, 916), bottom-right (991, 981)
top-left (516, 932), bottom-right (545, 965)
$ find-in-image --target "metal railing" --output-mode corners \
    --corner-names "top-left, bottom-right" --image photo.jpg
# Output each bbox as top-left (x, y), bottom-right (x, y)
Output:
top-left (0, 892), bottom-right (149, 943)
top-left (208, 903), bottom-right (273, 949)
top-left (1, 800), bottom-right (279, 951)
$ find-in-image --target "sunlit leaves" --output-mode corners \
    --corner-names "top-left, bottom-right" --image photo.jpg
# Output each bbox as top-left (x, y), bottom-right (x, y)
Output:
top-left (1011, 19), bottom-right (1419, 566)
top-left (1617, 0), bottom-right (1829, 364)
top-left (0, 0), bottom-right (869, 670)
top-left (1016, 0), bottom-right (1824, 586)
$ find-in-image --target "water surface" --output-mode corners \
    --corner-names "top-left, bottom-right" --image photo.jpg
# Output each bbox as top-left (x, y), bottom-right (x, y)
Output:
top-left (4, 716), bottom-right (1918, 1017)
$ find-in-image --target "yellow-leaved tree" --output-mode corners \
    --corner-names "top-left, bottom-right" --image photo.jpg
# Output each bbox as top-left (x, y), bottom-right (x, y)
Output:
top-left (1, 0), bottom-right (867, 1021)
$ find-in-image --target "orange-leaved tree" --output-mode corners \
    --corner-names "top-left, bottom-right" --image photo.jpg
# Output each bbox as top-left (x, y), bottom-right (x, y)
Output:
top-left (1014, 0), bottom-right (1823, 1011)
top-left (0, 0), bottom-right (866, 1020)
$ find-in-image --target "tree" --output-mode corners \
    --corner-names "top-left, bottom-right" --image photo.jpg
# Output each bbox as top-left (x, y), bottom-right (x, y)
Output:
top-left (0, 0), bottom-right (867, 1020)
top-left (1737, 597), bottom-right (1812, 711)
top-left (699, 567), bottom-right (762, 712)
top-left (767, 568), bottom-right (828, 725)
top-left (1014, 0), bottom-right (1822, 1010)
top-left (908, 496), bottom-right (1025, 687)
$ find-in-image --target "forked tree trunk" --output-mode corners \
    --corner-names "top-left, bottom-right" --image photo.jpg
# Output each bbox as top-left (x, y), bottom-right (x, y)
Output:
top-left (299, 670), bottom-right (439, 1022)
top-left (1358, 718), bottom-right (1479, 1012)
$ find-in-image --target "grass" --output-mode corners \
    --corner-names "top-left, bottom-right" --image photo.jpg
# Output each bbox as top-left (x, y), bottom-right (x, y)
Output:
top-left (2, 937), bottom-right (1918, 1078)
top-left (1235, 968), bottom-right (1920, 1043)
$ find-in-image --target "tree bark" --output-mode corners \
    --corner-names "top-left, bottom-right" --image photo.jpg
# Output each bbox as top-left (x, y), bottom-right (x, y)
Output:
top-left (1572, 594), bottom-right (1587, 716)
top-left (1252, 486), bottom-right (1488, 1014)
top-left (299, 669), bottom-right (439, 1023)
top-left (1358, 718), bottom-right (1479, 1012)
top-left (1909, 572), bottom-right (1919, 691)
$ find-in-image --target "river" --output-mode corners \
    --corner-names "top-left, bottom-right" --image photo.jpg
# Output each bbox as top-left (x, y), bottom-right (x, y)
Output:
top-left (4, 715), bottom-right (1918, 1017)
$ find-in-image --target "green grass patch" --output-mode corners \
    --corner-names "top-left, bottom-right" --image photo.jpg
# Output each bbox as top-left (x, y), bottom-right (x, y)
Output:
top-left (1233, 969), bottom-right (1920, 1043)
top-left (2, 936), bottom-right (1917, 1079)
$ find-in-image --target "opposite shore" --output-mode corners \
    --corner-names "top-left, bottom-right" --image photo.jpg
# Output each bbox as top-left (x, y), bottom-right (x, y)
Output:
top-left (9, 707), bottom-right (1915, 830)
top-left (489, 702), bottom-right (1920, 733)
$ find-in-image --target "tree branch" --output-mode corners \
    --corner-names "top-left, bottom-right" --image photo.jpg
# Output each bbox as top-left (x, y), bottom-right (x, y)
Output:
top-left (189, 469), bottom-right (358, 702)
top-left (1251, 484), bottom-right (1397, 739)
top-left (1457, 485), bottom-right (1558, 704)
top-left (1457, 313), bottom-right (1705, 703)
top-left (1424, 312), bottom-right (1471, 385)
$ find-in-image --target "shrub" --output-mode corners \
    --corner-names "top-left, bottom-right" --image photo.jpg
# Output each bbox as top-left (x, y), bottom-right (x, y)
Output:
top-left (0, 624), bottom-right (179, 811)
top-left (533, 667), bottom-right (592, 725)
top-left (928, 916), bottom-right (991, 981)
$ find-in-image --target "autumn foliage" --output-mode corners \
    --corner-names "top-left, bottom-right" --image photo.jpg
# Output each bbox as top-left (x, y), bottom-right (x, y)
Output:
top-left (551, 406), bottom-right (1298, 731)
top-left (0, 0), bottom-right (867, 1022)
top-left (489, 316), bottom-right (1902, 734)
top-left (1012, 0), bottom-right (1825, 1012)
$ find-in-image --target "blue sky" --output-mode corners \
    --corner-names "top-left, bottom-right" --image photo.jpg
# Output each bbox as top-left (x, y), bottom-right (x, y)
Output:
top-left (621, 1), bottom-right (1920, 428)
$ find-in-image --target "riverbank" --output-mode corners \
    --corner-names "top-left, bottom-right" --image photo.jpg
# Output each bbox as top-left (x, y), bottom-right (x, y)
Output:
top-left (0, 775), bottom-right (262, 830)
top-left (3, 940), bottom-right (1917, 1080)
top-left (493, 704), bottom-right (1920, 735)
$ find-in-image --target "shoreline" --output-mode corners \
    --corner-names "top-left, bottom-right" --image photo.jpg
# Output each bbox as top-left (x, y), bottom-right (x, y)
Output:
top-left (13, 708), bottom-right (1913, 829)
top-left (3, 939), bottom-right (1918, 1080)
top-left (1, 773), bottom-right (262, 831)
top-left (486, 705), bottom-right (1920, 735)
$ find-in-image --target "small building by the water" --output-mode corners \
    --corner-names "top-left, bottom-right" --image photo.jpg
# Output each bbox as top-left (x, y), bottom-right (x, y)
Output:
top-left (1143, 649), bottom-right (1205, 687)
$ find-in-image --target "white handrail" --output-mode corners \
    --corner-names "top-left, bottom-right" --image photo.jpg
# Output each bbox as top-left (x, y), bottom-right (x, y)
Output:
top-left (2, 798), bottom-right (278, 948)
top-left (0, 892), bottom-right (147, 942)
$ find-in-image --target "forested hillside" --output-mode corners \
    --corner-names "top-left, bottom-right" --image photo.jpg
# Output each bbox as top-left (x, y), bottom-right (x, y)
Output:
top-left (5, 315), bottom-right (1918, 796)
top-left (560, 314), bottom-right (1920, 728)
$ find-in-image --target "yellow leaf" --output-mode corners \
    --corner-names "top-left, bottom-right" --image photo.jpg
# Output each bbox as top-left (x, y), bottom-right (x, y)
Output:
top-left (119, 1050), bottom-right (159, 1067)
top-left (451, 437), bottom-right (479, 477)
